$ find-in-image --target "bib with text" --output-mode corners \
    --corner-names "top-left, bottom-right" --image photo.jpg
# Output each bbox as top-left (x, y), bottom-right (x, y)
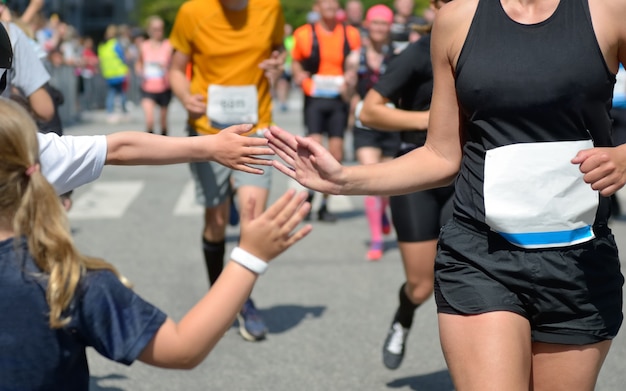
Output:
top-left (311, 75), bottom-right (344, 99)
top-left (207, 85), bottom-right (258, 129)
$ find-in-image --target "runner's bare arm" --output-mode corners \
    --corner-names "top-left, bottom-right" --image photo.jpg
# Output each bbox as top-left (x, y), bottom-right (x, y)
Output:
top-left (360, 89), bottom-right (429, 131)
top-left (169, 50), bottom-right (205, 119)
top-left (265, 4), bottom-right (464, 196)
top-left (259, 45), bottom-right (286, 87)
top-left (341, 50), bottom-right (359, 102)
top-left (570, 0), bottom-right (626, 196)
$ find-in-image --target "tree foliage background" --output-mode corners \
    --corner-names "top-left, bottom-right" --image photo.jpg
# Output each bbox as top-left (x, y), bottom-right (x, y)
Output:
top-left (139, 0), bottom-right (431, 34)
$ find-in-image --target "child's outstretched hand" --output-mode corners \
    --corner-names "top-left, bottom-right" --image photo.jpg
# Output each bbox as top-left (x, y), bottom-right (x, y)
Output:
top-left (238, 189), bottom-right (312, 262)
top-left (207, 124), bottom-right (275, 175)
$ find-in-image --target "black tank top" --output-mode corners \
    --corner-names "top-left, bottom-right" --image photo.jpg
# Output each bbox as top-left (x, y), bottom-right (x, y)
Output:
top-left (356, 46), bottom-right (391, 99)
top-left (453, 0), bottom-right (615, 225)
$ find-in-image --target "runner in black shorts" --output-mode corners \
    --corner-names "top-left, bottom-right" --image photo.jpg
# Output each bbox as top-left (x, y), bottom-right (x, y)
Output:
top-left (141, 89), bottom-right (172, 108)
top-left (303, 96), bottom-right (349, 139)
top-left (345, 4), bottom-right (399, 261)
top-left (266, 0), bottom-right (626, 389)
top-left (292, 0), bottom-right (361, 222)
top-left (359, 1), bottom-right (452, 369)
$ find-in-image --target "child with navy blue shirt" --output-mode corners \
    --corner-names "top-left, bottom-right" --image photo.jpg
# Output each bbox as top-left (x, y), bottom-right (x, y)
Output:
top-left (0, 98), bottom-right (312, 390)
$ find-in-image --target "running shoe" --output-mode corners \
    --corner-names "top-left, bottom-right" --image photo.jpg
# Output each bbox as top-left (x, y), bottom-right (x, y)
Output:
top-left (382, 321), bottom-right (409, 370)
top-left (382, 211), bottom-right (391, 235)
top-left (317, 205), bottom-right (338, 223)
top-left (237, 298), bottom-right (267, 341)
top-left (367, 241), bottom-right (383, 261)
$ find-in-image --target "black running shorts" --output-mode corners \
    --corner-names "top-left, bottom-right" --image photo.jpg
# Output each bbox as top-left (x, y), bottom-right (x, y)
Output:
top-left (303, 96), bottom-right (348, 138)
top-left (390, 186), bottom-right (454, 242)
top-left (353, 126), bottom-right (401, 157)
top-left (434, 217), bottom-right (624, 345)
top-left (141, 89), bottom-right (172, 107)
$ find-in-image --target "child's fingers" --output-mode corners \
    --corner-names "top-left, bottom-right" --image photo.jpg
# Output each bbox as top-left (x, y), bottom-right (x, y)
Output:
top-left (245, 146), bottom-right (274, 156)
top-left (241, 157), bottom-right (273, 166)
top-left (224, 123), bottom-right (254, 135)
top-left (244, 137), bottom-right (270, 147)
top-left (280, 199), bottom-right (311, 234)
top-left (234, 165), bottom-right (265, 175)
top-left (273, 191), bottom-right (309, 227)
top-left (263, 189), bottom-right (296, 221)
top-left (285, 224), bottom-right (313, 247)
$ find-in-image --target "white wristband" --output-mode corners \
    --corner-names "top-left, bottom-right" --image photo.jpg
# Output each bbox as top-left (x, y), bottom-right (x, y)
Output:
top-left (230, 246), bottom-right (268, 275)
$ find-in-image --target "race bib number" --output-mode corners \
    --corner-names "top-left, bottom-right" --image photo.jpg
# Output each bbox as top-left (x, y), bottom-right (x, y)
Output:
top-left (144, 62), bottom-right (165, 79)
top-left (483, 140), bottom-right (598, 249)
top-left (207, 85), bottom-right (258, 129)
top-left (311, 75), bottom-right (344, 98)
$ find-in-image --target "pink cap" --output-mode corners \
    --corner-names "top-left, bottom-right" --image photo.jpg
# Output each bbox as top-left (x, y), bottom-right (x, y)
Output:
top-left (336, 9), bottom-right (347, 23)
top-left (365, 4), bottom-right (394, 24)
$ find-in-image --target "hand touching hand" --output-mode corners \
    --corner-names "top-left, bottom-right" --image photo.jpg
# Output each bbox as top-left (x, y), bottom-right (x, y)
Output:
top-left (203, 124), bottom-right (275, 174)
top-left (264, 126), bottom-right (346, 194)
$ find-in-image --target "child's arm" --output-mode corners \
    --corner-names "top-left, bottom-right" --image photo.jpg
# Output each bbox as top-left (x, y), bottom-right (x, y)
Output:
top-left (137, 189), bottom-right (312, 369)
top-left (39, 125), bottom-right (274, 195)
top-left (104, 125), bottom-right (274, 174)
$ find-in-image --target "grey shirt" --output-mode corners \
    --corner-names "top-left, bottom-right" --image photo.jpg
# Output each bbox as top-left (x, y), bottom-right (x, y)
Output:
top-left (2, 22), bottom-right (50, 98)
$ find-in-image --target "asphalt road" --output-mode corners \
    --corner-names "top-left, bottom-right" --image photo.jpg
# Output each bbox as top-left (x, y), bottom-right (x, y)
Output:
top-left (64, 96), bottom-right (626, 391)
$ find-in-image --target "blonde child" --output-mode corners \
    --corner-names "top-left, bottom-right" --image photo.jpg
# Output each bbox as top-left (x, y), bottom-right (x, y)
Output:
top-left (0, 99), bottom-right (312, 389)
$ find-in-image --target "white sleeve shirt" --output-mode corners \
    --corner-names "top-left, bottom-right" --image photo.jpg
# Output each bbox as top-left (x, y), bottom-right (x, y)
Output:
top-left (37, 133), bottom-right (107, 195)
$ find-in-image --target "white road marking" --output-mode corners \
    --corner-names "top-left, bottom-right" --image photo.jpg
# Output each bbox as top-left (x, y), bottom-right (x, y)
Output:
top-left (67, 178), bottom-right (360, 220)
top-left (68, 181), bottom-right (144, 219)
top-left (173, 180), bottom-right (204, 216)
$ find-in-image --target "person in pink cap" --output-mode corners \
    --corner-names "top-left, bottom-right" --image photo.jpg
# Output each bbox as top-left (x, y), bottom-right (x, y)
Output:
top-left (136, 15), bottom-right (172, 136)
top-left (342, 4), bottom-right (397, 261)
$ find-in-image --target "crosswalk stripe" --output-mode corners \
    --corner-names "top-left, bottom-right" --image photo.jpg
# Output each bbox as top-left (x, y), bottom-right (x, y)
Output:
top-left (68, 181), bottom-right (144, 219)
top-left (67, 179), bottom-right (360, 220)
top-left (173, 180), bottom-right (204, 216)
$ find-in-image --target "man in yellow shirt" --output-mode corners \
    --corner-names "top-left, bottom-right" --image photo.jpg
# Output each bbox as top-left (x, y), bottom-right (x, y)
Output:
top-left (169, 0), bottom-right (285, 342)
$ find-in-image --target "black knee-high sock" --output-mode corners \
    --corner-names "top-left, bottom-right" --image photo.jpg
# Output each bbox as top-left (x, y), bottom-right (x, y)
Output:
top-left (202, 238), bottom-right (225, 287)
top-left (395, 283), bottom-right (420, 329)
